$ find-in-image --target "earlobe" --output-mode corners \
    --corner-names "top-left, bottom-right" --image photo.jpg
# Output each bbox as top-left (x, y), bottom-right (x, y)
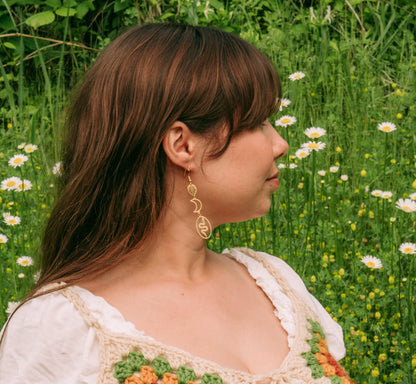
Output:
top-left (162, 121), bottom-right (196, 170)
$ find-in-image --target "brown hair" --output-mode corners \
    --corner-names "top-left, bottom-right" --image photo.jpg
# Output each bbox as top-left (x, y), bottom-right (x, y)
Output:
top-left (35, 23), bottom-right (281, 293)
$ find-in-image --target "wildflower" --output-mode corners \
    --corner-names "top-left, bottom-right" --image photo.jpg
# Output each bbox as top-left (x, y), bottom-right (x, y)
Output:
top-left (8, 154), bottom-right (29, 168)
top-left (361, 255), bottom-right (383, 269)
top-left (409, 193), bottom-right (416, 201)
top-left (18, 273), bottom-right (25, 279)
top-left (371, 190), bottom-right (383, 197)
top-left (6, 301), bottom-right (20, 315)
top-left (0, 234), bottom-right (8, 243)
top-left (381, 191), bottom-right (393, 199)
top-left (17, 256), bottom-right (34, 267)
top-left (288, 71), bottom-right (305, 81)
top-left (317, 170), bottom-right (326, 176)
top-left (340, 175), bottom-right (348, 181)
top-left (24, 144), bottom-right (38, 153)
top-left (336, 146), bottom-right (342, 153)
top-left (275, 115), bottom-right (297, 127)
top-left (289, 163), bottom-right (298, 169)
top-left (295, 148), bottom-right (312, 159)
top-left (15, 179), bottom-right (32, 192)
top-left (399, 243), bottom-right (416, 254)
top-left (377, 122), bottom-right (396, 133)
top-left (52, 161), bottom-right (63, 176)
top-left (1, 176), bottom-right (21, 191)
top-left (279, 98), bottom-right (291, 111)
top-left (304, 127), bottom-right (326, 139)
top-left (390, 217), bottom-right (397, 222)
top-left (329, 166), bottom-right (339, 173)
top-left (4, 215), bottom-right (21, 226)
top-left (360, 170), bottom-right (367, 177)
top-left (396, 198), bottom-right (416, 213)
top-left (301, 141), bottom-right (326, 151)
top-left (278, 163), bottom-right (286, 169)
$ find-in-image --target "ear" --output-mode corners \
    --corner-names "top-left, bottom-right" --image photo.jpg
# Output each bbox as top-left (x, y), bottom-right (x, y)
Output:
top-left (162, 121), bottom-right (200, 170)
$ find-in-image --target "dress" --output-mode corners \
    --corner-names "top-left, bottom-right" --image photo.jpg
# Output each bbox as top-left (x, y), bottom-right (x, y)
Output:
top-left (0, 248), bottom-right (354, 384)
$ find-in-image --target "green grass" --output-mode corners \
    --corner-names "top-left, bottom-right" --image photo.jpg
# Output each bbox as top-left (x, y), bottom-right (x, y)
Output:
top-left (1, 1), bottom-right (416, 383)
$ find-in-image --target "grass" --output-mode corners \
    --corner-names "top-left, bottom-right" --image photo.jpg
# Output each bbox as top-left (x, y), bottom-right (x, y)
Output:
top-left (1, 1), bottom-right (416, 383)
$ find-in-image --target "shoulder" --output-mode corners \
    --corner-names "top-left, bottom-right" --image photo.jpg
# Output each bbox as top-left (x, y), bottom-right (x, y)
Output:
top-left (0, 287), bottom-right (100, 383)
top-left (225, 247), bottom-right (347, 361)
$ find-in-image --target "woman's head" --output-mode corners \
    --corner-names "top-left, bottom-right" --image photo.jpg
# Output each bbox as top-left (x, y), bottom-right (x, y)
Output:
top-left (39, 23), bottom-right (281, 286)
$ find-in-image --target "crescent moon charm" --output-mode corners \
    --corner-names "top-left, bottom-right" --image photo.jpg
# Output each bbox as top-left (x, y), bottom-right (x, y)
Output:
top-left (190, 197), bottom-right (202, 215)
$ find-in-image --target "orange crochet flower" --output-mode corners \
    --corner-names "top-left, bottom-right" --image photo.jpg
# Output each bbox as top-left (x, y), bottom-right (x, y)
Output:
top-left (139, 366), bottom-right (158, 384)
top-left (161, 372), bottom-right (179, 384)
top-left (125, 375), bottom-right (144, 384)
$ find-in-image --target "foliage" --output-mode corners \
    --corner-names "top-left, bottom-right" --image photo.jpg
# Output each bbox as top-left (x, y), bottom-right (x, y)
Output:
top-left (1, 0), bottom-right (416, 383)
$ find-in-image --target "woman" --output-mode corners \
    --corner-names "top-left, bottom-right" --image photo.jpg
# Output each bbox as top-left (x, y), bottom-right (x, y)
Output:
top-left (0, 24), bottom-right (353, 383)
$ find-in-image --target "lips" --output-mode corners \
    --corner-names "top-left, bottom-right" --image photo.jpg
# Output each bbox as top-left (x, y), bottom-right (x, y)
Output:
top-left (267, 170), bottom-right (279, 181)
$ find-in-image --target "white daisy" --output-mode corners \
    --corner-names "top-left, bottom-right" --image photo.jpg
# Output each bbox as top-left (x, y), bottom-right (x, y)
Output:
top-left (381, 191), bottom-right (393, 199)
top-left (301, 141), bottom-right (326, 151)
top-left (33, 270), bottom-right (41, 283)
top-left (279, 98), bottom-right (291, 111)
top-left (18, 273), bottom-right (25, 279)
top-left (0, 234), bottom-right (8, 243)
top-left (304, 127), bottom-right (326, 139)
top-left (288, 71), bottom-right (305, 81)
top-left (371, 190), bottom-right (383, 197)
top-left (275, 115), bottom-right (297, 127)
top-left (52, 161), bottom-right (63, 176)
top-left (295, 148), bottom-right (312, 159)
top-left (4, 215), bottom-right (21, 226)
top-left (17, 143), bottom-right (25, 149)
top-left (340, 175), bottom-right (348, 181)
top-left (396, 198), bottom-right (416, 213)
top-left (15, 179), bottom-right (32, 192)
top-left (317, 170), bottom-right (326, 176)
top-left (278, 163), bottom-right (286, 169)
top-left (289, 163), bottom-right (298, 169)
top-left (329, 166), bottom-right (339, 173)
top-left (390, 217), bottom-right (397, 222)
top-left (6, 301), bottom-right (20, 315)
top-left (24, 144), bottom-right (38, 153)
top-left (1, 176), bottom-right (21, 191)
top-left (409, 193), bottom-right (416, 201)
top-left (8, 154), bottom-right (28, 168)
top-left (399, 242), bottom-right (416, 254)
top-left (377, 122), bottom-right (396, 133)
top-left (16, 256), bottom-right (34, 267)
top-left (361, 255), bottom-right (383, 269)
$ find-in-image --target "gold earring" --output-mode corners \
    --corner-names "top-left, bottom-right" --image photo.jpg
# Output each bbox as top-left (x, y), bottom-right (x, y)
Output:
top-left (186, 171), bottom-right (212, 239)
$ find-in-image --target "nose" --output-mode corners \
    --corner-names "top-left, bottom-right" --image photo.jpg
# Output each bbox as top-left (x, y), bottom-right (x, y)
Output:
top-left (267, 121), bottom-right (289, 160)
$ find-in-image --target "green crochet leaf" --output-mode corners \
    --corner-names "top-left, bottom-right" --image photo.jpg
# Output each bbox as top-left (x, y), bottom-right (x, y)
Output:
top-left (330, 375), bottom-right (343, 384)
top-left (128, 351), bottom-right (148, 371)
top-left (177, 365), bottom-right (197, 384)
top-left (302, 352), bottom-right (318, 366)
top-left (114, 360), bottom-right (135, 382)
top-left (309, 320), bottom-right (326, 339)
top-left (310, 364), bottom-right (325, 379)
top-left (152, 357), bottom-right (172, 377)
top-left (201, 372), bottom-right (223, 384)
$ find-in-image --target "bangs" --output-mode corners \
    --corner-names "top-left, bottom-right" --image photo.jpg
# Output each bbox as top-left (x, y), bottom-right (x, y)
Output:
top-left (219, 33), bottom-right (281, 134)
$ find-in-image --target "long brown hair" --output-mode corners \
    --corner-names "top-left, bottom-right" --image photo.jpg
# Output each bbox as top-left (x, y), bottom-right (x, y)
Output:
top-left (34, 23), bottom-right (281, 294)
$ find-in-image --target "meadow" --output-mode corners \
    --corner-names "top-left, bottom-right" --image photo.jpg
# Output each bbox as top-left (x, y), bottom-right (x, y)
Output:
top-left (0, 0), bottom-right (415, 383)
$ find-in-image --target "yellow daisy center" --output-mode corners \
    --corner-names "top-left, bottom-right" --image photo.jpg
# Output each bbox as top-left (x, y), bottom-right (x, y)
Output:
top-left (310, 133), bottom-right (320, 138)
top-left (299, 151), bottom-right (308, 157)
top-left (6, 181), bottom-right (16, 187)
top-left (8, 219), bottom-right (16, 224)
top-left (13, 158), bottom-right (23, 164)
top-left (308, 143), bottom-right (319, 149)
top-left (381, 126), bottom-right (391, 132)
top-left (403, 206), bottom-right (410, 211)
top-left (403, 247), bottom-right (413, 253)
top-left (294, 74), bottom-right (301, 79)
top-left (21, 260), bottom-right (29, 266)
top-left (366, 261), bottom-right (376, 268)
top-left (280, 118), bottom-right (291, 124)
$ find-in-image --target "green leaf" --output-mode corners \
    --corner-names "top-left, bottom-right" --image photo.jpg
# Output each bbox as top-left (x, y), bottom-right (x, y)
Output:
top-left (25, 11), bottom-right (55, 29)
top-left (3, 42), bottom-right (16, 50)
top-left (55, 7), bottom-right (77, 17)
top-left (45, 0), bottom-right (62, 7)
